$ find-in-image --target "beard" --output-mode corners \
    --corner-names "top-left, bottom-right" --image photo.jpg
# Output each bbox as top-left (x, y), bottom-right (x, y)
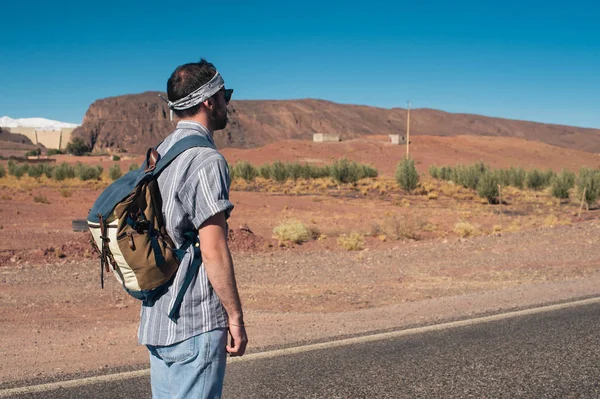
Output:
top-left (211, 104), bottom-right (228, 131)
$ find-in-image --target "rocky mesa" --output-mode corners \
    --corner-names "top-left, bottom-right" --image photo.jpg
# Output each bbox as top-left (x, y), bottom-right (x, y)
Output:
top-left (72, 91), bottom-right (600, 154)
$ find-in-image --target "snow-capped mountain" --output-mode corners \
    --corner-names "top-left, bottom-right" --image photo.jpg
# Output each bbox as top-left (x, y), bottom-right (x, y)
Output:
top-left (0, 116), bottom-right (80, 130)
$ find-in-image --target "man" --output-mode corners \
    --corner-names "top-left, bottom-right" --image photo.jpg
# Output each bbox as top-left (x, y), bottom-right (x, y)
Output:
top-left (140, 58), bottom-right (247, 398)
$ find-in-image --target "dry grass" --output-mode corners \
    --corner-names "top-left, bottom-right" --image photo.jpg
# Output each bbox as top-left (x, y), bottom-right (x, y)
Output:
top-left (504, 219), bottom-right (522, 233)
top-left (439, 182), bottom-right (460, 197)
top-left (543, 214), bottom-right (571, 227)
top-left (453, 221), bottom-right (479, 238)
top-left (544, 214), bottom-right (560, 227)
top-left (427, 192), bottom-right (438, 200)
top-left (0, 174), bottom-right (109, 191)
top-left (423, 223), bottom-right (438, 232)
top-left (337, 232), bottom-right (365, 251)
top-left (372, 213), bottom-right (424, 240)
top-left (272, 220), bottom-right (312, 246)
top-left (420, 180), bottom-right (437, 193)
top-left (33, 194), bottom-right (50, 204)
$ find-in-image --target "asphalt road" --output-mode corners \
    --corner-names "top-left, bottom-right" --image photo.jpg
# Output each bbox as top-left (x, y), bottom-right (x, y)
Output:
top-left (5, 300), bottom-right (600, 398)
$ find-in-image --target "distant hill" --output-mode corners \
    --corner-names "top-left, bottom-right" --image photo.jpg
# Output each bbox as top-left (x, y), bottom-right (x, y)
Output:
top-left (70, 92), bottom-right (600, 154)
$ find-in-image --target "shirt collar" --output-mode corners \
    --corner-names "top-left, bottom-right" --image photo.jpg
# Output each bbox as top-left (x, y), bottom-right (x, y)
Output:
top-left (176, 120), bottom-right (216, 147)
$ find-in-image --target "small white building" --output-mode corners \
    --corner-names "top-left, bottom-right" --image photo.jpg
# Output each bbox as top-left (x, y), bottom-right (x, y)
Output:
top-left (389, 134), bottom-right (406, 145)
top-left (313, 133), bottom-right (341, 142)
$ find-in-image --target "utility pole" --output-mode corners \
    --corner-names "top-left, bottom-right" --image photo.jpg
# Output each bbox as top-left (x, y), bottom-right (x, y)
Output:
top-left (406, 100), bottom-right (411, 158)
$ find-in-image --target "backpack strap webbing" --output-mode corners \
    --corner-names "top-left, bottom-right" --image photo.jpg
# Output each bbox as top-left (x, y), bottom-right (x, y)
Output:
top-left (168, 232), bottom-right (202, 321)
top-left (148, 135), bottom-right (213, 178)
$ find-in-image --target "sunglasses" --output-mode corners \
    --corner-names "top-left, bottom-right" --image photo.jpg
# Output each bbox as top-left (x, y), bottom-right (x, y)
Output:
top-left (223, 88), bottom-right (233, 103)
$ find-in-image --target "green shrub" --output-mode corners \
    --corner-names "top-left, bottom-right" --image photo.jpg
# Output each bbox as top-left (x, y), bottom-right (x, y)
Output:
top-left (439, 166), bottom-right (453, 181)
top-left (330, 158), bottom-right (360, 183)
top-left (52, 163), bottom-right (76, 181)
top-left (232, 161), bottom-right (258, 181)
top-left (27, 164), bottom-right (45, 178)
top-left (112, 155), bottom-right (121, 161)
top-left (477, 172), bottom-right (500, 203)
top-left (25, 148), bottom-right (42, 157)
top-left (74, 163), bottom-right (103, 181)
top-left (271, 161), bottom-right (287, 182)
top-left (508, 166), bottom-right (526, 189)
top-left (526, 169), bottom-right (546, 191)
top-left (129, 163), bottom-right (139, 172)
top-left (360, 164), bottom-right (378, 179)
top-left (303, 164), bottom-right (330, 179)
top-left (285, 162), bottom-right (303, 181)
top-left (8, 162), bottom-right (28, 179)
top-left (47, 149), bottom-right (63, 156)
top-left (13, 166), bottom-right (25, 179)
top-left (109, 164), bottom-right (122, 181)
top-left (543, 169), bottom-right (557, 186)
top-left (395, 157), bottom-right (419, 192)
top-left (258, 164), bottom-right (271, 179)
top-left (0, 165), bottom-right (5, 178)
top-left (452, 162), bottom-right (488, 190)
top-left (66, 137), bottom-right (91, 156)
top-left (551, 169), bottom-right (576, 199)
top-left (429, 165), bottom-right (440, 179)
top-left (493, 168), bottom-right (511, 187)
top-left (42, 163), bottom-right (55, 178)
top-left (329, 158), bottom-right (375, 183)
top-left (298, 164), bottom-right (314, 179)
top-left (577, 168), bottom-right (600, 206)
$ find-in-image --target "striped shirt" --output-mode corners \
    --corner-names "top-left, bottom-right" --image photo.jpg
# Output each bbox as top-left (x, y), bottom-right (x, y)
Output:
top-left (138, 121), bottom-right (232, 346)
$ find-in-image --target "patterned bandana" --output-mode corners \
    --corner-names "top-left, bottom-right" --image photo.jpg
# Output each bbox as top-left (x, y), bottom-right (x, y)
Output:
top-left (159, 71), bottom-right (225, 111)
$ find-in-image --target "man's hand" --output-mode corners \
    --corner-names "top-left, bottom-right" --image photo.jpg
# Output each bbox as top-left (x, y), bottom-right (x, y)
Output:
top-left (226, 323), bottom-right (248, 356)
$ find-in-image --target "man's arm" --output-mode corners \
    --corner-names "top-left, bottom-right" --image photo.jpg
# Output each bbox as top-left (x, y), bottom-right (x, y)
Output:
top-left (199, 211), bottom-right (248, 357)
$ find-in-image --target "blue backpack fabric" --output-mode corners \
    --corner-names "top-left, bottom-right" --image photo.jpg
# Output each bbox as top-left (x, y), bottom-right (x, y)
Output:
top-left (87, 135), bottom-right (211, 320)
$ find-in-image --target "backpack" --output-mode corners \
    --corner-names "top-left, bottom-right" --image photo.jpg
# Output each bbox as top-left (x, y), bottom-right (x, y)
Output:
top-left (87, 135), bottom-right (211, 320)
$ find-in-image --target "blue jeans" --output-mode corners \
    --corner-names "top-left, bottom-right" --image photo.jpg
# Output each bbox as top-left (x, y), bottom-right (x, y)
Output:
top-left (147, 328), bottom-right (228, 399)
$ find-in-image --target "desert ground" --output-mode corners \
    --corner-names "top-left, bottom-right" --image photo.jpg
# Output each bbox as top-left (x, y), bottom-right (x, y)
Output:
top-left (1, 134), bottom-right (599, 386)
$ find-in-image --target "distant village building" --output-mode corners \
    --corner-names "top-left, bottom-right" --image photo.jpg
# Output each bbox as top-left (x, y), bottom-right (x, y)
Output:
top-left (2, 127), bottom-right (75, 150)
top-left (313, 133), bottom-right (341, 142)
top-left (389, 134), bottom-right (406, 145)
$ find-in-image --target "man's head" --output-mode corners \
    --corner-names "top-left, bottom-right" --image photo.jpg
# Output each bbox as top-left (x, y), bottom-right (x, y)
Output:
top-left (166, 59), bottom-right (232, 131)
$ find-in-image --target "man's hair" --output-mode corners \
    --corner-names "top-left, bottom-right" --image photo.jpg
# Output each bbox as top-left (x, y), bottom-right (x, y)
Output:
top-left (167, 59), bottom-right (217, 118)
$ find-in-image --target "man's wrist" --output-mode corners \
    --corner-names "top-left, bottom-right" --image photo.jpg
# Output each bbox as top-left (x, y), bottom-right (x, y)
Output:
top-left (228, 313), bottom-right (244, 326)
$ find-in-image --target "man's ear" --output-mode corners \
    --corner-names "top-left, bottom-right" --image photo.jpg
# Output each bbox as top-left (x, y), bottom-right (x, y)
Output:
top-left (203, 99), bottom-right (213, 110)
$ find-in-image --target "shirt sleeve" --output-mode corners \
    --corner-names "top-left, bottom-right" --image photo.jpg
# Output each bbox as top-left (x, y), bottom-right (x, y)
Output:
top-left (179, 154), bottom-right (234, 230)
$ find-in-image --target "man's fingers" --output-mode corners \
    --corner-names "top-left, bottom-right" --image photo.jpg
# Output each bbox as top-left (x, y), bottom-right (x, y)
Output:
top-left (227, 338), bottom-right (247, 356)
top-left (227, 325), bottom-right (248, 356)
top-left (226, 341), bottom-right (245, 356)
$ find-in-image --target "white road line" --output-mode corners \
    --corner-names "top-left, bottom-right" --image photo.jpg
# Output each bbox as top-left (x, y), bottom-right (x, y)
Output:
top-left (2, 296), bottom-right (600, 397)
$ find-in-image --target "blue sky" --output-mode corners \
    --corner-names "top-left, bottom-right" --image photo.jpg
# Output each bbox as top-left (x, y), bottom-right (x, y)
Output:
top-left (1, 0), bottom-right (598, 128)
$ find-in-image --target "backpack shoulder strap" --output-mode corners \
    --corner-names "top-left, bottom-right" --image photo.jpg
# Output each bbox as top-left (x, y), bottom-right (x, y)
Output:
top-left (151, 135), bottom-right (213, 176)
